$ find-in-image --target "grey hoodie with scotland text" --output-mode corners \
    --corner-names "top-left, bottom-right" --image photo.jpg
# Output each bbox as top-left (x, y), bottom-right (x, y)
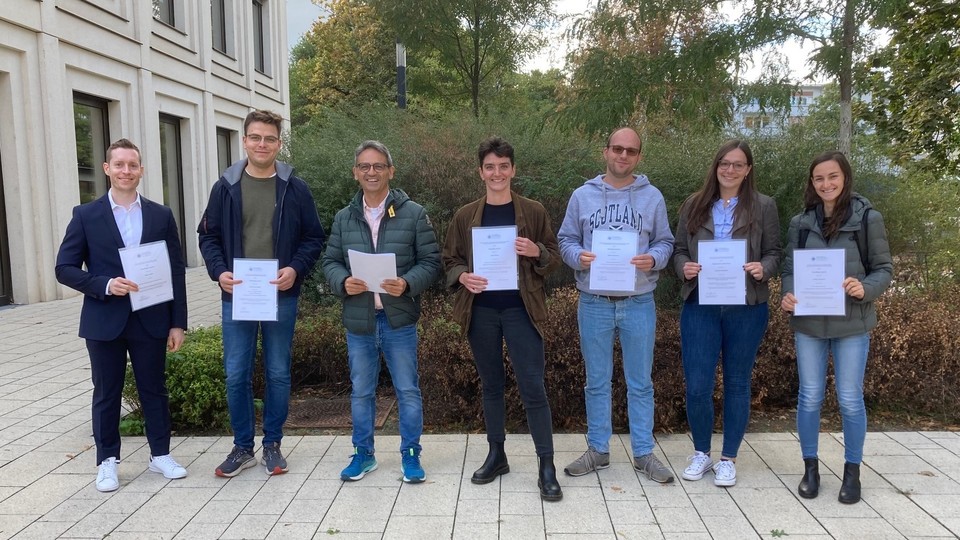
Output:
top-left (558, 173), bottom-right (675, 296)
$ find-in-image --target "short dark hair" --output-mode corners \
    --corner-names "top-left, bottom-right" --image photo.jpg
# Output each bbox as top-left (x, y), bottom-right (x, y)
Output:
top-left (477, 136), bottom-right (514, 166)
top-left (105, 138), bottom-right (141, 163)
top-left (243, 110), bottom-right (283, 136)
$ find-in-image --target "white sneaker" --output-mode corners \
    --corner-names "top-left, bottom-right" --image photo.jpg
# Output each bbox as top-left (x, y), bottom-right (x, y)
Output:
top-left (682, 451), bottom-right (713, 481)
top-left (96, 457), bottom-right (120, 492)
top-left (713, 459), bottom-right (737, 487)
top-left (149, 454), bottom-right (188, 479)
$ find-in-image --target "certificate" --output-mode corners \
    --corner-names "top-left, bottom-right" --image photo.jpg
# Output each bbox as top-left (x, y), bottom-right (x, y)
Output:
top-left (697, 239), bottom-right (747, 305)
top-left (347, 250), bottom-right (397, 294)
top-left (118, 240), bottom-right (174, 311)
top-left (471, 226), bottom-right (518, 291)
top-left (232, 258), bottom-right (279, 321)
top-left (794, 249), bottom-right (846, 316)
top-left (589, 230), bottom-right (639, 292)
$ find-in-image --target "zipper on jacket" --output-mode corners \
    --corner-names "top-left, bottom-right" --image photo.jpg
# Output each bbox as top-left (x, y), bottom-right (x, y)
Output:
top-left (274, 179), bottom-right (289, 257)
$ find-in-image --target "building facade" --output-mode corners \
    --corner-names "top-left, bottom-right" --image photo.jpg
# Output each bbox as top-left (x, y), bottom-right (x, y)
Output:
top-left (732, 85), bottom-right (825, 134)
top-left (0, 0), bottom-right (289, 306)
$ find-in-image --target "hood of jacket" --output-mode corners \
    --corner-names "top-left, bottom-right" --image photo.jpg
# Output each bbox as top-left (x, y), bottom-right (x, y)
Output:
top-left (220, 159), bottom-right (295, 185)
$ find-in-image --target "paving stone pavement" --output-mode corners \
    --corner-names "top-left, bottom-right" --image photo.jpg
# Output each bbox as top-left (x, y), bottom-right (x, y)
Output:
top-left (0, 267), bottom-right (958, 539)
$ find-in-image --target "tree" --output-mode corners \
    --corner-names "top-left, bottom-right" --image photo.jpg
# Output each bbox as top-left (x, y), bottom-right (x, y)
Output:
top-left (738, 0), bottom-right (901, 155)
top-left (861, 0), bottom-right (960, 175)
top-left (289, 0), bottom-right (396, 124)
top-left (367, 0), bottom-right (554, 117)
top-left (560, 0), bottom-right (779, 135)
top-left (561, 0), bottom-right (896, 150)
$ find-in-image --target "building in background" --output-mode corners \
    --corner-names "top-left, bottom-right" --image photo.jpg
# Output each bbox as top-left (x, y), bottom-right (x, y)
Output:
top-left (0, 0), bottom-right (289, 306)
top-left (732, 85), bottom-right (825, 134)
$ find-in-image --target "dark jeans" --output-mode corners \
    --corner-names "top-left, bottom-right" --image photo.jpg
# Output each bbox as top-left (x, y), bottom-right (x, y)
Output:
top-left (467, 305), bottom-right (554, 457)
top-left (681, 294), bottom-right (769, 458)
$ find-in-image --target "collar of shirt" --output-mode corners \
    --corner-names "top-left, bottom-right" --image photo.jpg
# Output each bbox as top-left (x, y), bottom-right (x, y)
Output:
top-left (363, 197), bottom-right (387, 218)
top-left (712, 196), bottom-right (738, 240)
top-left (108, 189), bottom-right (142, 211)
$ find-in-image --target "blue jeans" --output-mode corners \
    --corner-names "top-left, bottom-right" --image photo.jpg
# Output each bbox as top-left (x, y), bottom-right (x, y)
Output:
top-left (222, 296), bottom-right (298, 449)
top-left (681, 296), bottom-right (769, 458)
top-left (346, 311), bottom-right (423, 455)
top-left (578, 292), bottom-right (656, 457)
top-left (795, 332), bottom-right (870, 464)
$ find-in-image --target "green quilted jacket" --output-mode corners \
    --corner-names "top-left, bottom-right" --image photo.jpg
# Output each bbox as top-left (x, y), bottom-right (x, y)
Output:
top-left (321, 189), bottom-right (441, 334)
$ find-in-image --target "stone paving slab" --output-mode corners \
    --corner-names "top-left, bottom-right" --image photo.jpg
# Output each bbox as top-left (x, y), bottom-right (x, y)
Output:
top-left (1, 268), bottom-right (959, 539)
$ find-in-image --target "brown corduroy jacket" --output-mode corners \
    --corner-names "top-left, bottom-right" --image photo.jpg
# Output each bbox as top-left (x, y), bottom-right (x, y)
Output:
top-left (442, 192), bottom-right (561, 337)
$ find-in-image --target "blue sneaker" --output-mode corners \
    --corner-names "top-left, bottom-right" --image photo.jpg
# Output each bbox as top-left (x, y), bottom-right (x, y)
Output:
top-left (341, 448), bottom-right (377, 481)
top-left (401, 449), bottom-right (425, 484)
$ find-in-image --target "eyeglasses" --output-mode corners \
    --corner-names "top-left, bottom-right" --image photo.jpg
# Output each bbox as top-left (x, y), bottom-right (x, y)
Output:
top-left (355, 162), bottom-right (389, 173)
top-left (246, 134), bottom-right (279, 145)
top-left (718, 161), bottom-right (749, 172)
top-left (607, 145), bottom-right (641, 157)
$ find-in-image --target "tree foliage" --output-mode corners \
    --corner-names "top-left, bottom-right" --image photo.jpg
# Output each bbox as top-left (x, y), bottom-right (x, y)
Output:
top-left (739, 0), bottom-right (903, 154)
top-left (561, 0), bottom-right (793, 135)
top-left (861, 0), bottom-right (960, 176)
top-left (289, 0), bottom-right (395, 123)
top-left (367, 0), bottom-right (555, 117)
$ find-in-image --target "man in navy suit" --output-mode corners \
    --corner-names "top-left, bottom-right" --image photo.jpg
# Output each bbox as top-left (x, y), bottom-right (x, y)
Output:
top-left (56, 138), bottom-right (189, 492)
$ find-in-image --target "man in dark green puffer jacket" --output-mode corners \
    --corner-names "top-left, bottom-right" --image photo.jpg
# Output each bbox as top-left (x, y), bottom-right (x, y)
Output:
top-left (321, 140), bottom-right (441, 485)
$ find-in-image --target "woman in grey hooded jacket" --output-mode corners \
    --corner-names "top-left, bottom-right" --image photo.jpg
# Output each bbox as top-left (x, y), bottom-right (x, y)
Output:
top-left (781, 151), bottom-right (893, 505)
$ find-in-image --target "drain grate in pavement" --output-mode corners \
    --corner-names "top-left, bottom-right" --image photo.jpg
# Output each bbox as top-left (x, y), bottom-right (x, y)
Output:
top-left (285, 396), bottom-right (395, 429)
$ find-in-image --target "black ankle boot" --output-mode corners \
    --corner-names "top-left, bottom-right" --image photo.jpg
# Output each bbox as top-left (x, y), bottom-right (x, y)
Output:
top-left (538, 456), bottom-right (563, 501)
top-left (798, 458), bottom-right (820, 499)
top-left (838, 462), bottom-right (861, 504)
top-left (471, 442), bottom-right (509, 484)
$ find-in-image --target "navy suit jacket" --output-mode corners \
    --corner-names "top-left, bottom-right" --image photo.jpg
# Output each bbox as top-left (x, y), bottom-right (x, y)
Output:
top-left (55, 193), bottom-right (188, 341)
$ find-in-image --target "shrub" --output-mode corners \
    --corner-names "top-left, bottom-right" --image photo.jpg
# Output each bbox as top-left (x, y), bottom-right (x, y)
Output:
top-left (126, 281), bottom-right (960, 434)
top-left (123, 325), bottom-right (230, 432)
top-left (376, 282), bottom-right (960, 432)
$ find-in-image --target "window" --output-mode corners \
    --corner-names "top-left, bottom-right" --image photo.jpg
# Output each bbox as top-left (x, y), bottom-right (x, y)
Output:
top-left (73, 94), bottom-right (110, 203)
top-left (159, 115), bottom-right (187, 255)
top-left (217, 128), bottom-right (234, 173)
top-left (212, 0), bottom-right (228, 53)
top-left (745, 115), bottom-right (771, 129)
top-left (153, 0), bottom-right (174, 26)
top-left (253, 0), bottom-right (268, 74)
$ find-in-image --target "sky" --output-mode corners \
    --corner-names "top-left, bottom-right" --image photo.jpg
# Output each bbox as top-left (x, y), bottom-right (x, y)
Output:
top-left (285, 0), bottom-right (821, 83)
top-left (286, 0), bottom-right (325, 52)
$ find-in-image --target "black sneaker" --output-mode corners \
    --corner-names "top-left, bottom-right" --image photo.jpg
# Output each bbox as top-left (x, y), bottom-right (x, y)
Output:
top-left (215, 446), bottom-right (256, 478)
top-left (261, 442), bottom-right (288, 476)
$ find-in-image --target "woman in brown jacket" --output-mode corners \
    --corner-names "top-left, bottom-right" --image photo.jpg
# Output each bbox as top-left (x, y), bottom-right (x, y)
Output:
top-left (441, 137), bottom-right (562, 501)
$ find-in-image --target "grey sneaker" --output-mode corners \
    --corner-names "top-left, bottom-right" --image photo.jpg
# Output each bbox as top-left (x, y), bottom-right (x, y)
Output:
top-left (261, 442), bottom-right (288, 476)
top-left (634, 453), bottom-right (675, 483)
top-left (215, 446), bottom-right (256, 478)
top-left (564, 447), bottom-right (610, 477)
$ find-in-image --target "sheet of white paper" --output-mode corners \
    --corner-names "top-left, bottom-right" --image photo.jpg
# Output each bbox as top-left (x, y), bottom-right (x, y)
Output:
top-left (118, 240), bottom-right (174, 311)
top-left (589, 230), bottom-right (639, 293)
top-left (794, 248), bottom-right (846, 316)
top-left (471, 226), bottom-right (518, 291)
top-left (232, 258), bottom-right (279, 321)
top-left (697, 239), bottom-right (747, 305)
top-left (347, 250), bottom-right (398, 294)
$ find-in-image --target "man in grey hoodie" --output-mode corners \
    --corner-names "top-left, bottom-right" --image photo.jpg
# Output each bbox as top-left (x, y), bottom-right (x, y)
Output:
top-left (557, 127), bottom-right (676, 483)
